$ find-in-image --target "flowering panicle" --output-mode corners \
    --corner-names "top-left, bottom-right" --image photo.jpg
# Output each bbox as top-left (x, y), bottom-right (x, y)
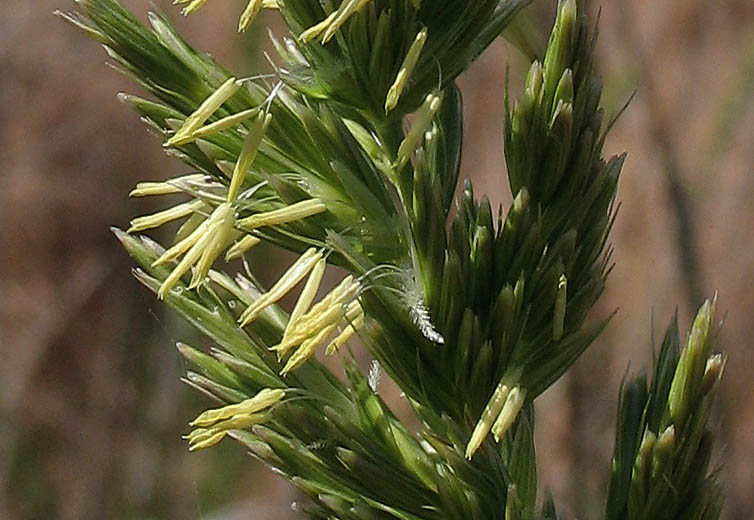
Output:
top-left (69, 0), bottom-right (728, 517)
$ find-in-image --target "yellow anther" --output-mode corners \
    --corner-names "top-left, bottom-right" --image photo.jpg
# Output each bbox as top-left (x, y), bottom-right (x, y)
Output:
top-left (325, 303), bottom-right (364, 355)
top-left (320, 0), bottom-right (373, 44)
top-left (228, 112), bottom-right (272, 203)
top-left (128, 199), bottom-right (204, 233)
top-left (185, 388), bottom-right (283, 451)
top-left (238, 0), bottom-right (263, 32)
top-left (237, 199), bottom-right (327, 231)
top-left (129, 174), bottom-right (205, 197)
top-left (300, 11), bottom-right (337, 42)
top-left (385, 27), bottom-right (427, 113)
top-left (491, 387), bottom-right (526, 442)
top-left (238, 248), bottom-right (322, 326)
top-left (225, 234), bottom-right (262, 261)
top-left (465, 370), bottom-right (522, 459)
top-left (191, 107), bottom-right (260, 141)
top-left (156, 203), bottom-right (236, 299)
top-left (395, 92), bottom-right (442, 170)
top-left (167, 77), bottom-right (240, 147)
top-left (191, 388), bottom-right (285, 427)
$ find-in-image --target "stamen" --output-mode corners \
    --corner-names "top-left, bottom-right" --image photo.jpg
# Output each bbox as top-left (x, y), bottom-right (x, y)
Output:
top-left (225, 234), bottom-right (262, 261)
top-left (465, 370), bottom-right (521, 459)
top-left (153, 218), bottom-right (209, 266)
top-left (228, 112), bottom-right (272, 203)
top-left (279, 257), bottom-right (327, 357)
top-left (321, 0), bottom-right (373, 44)
top-left (238, 248), bottom-right (322, 326)
top-left (191, 388), bottom-right (285, 426)
top-left (325, 303), bottom-right (364, 355)
top-left (128, 199), bottom-right (204, 233)
top-left (191, 107), bottom-right (260, 140)
top-left (299, 11), bottom-right (337, 42)
top-left (167, 77), bottom-right (241, 147)
top-left (280, 302), bottom-right (362, 375)
top-left (395, 92), bottom-right (442, 170)
top-left (178, 0), bottom-right (210, 16)
top-left (385, 27), bottom-right (428, 113)
top-left (130, 174), bottom-right (205, 197)
top-left (238, 0), bottom-right (263, 32)
top-left (157, 203), bottom-right (236, 299)
top-left (491, 387), bottom-right (526, 441)
top-left (271, 275), bottom-right (359, 357)
top-left (237, 199), bottom-right (327, 230)
top-left (184, 388), bottom-right (283, 450)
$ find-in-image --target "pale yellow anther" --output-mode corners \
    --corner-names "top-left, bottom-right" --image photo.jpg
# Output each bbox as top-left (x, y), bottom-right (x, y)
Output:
top-left (153, 218), bottom-right (209, 267)
top-left (128, 199), bottom-right (205, 233)
top-left (186, 429), bottom-right (226, 451)
top-left (280, 301), bottom-right (361, 375)
top-left (465, 370), bottom-right (522, 459)
top-left (300, 11), bottom-right (338, 42)
top-left (395, 92), bottom-right (442, 170)
top-left (276, 258), bottom-right (327, 359)
top-left (130, 174), bottom-right (205, 197)
top-left (466, 382), bottom-right (510, 459)
top-left (491, 387), bottom-right (526, 442)
top-left (189, 207), bottom-right (237, 288)
top-left (385, 27), bottom-right (428, 113)
top-left (191, 388), bottom-right (285, 427)
top-left (237, 199), bottom-right (327, 231)
top-left (238, 0), bottom-right (263, 32)
top-left (225, 234), bottom-right (262, 261)
top-left (186, 412), bottom-right (269, 451)
top-left (167, 77), bottom-right (240, 147)
top-left (157, 203), bottom-right (236, 299)
top-left (227, 112), bottom-right (271, 203)
top-left (191, 107), bottom-right (260, 141)
top-left (281, 320), bottom-right (339, 376)
top-left (325, 303), bottom-right (364, 355)
top-left (178, 0), bottom-right (210, 16)
top-left (285, 277), bottom-right (360, 345)
top-left (238, 248), bottom-right (322, 326)
top-left (320, 0), bottom-right (373, 44)
top-left (274, 276), bottom-right (360, 353)
top-left (185, 388), bottom-right (283, 451)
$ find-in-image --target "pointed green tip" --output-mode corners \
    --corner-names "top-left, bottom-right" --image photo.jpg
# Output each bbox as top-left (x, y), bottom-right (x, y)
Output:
top-left (111, 226), bottom-right (133, 247)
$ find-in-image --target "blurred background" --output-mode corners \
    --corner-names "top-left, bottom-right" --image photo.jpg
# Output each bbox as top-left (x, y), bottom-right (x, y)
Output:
top-left (1, 0), bottom-right (752, 518)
